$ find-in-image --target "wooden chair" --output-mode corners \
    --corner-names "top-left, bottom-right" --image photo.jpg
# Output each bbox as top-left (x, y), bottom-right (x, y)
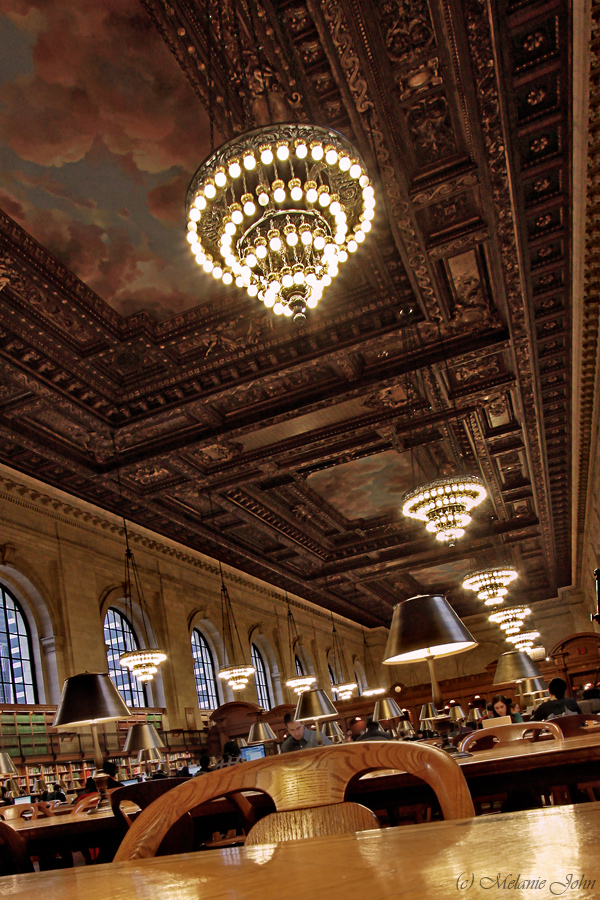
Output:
top-left (0, 821), bottom-right (34, 874)
top-left (114, 741), bottom-right (475, 861)
top-left (550, 713), bottom-right (600, 738)
top-left (0, 803), bottom-right (39, 821)
top-left (110, 778), bottom-right (194, 857)
top-left (70, 792), bottom-right (102, 814)
top-left (458, 720), bottom-right (563, 752)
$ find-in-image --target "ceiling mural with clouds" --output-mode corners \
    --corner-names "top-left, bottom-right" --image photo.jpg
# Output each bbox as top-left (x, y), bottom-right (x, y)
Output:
top-left (0, 0), bottom-right (215, 320)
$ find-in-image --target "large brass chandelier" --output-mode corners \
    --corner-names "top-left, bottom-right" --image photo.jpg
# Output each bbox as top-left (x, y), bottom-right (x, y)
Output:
top-left (217, 571), bottom-right (255, 692)
top-left (330, 617), bottom-right (357, 700)
top-left (402, 476), bottom-right (487, 543)
top-left (186, 123), bottom-right (375, 322)
top-left (462, 565), bottom-right (519, 606)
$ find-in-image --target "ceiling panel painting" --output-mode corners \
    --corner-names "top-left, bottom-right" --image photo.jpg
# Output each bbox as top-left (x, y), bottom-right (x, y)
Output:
top-left (0, 0), bottom-right (213, 320)
top-left (307, 449), bottom-right (423, 521)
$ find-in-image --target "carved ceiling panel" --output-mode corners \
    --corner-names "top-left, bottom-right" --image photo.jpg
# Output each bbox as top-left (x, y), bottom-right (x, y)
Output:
top-left (0, 0), bottom-right (577, 627)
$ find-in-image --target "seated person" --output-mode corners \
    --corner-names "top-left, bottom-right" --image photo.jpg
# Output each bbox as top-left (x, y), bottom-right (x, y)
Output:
top-left (491, 694), bottom-right (523, 722)
top-left (47, 781), bottom-right (67, 802)
top-left (195, 754), bottom-right (212, 775)
top-left (102, 759), bottom-right (121, 788)
top-left (354, 718), bottom-right (395, 741)
top-left (76, 776), bottom-right (98, 800)
top-left (532, 677), bottom-right (581, 720)
top-left (280, 713), bottom-right (332, 753)
top-left (578, 687), bottom-right (600, 714)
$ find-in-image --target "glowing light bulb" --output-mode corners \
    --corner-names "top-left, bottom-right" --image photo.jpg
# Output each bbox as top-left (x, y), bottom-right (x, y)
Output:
top-left (274, 186), bottom-right (285, 203)
top-left (215, 170), bottom-right (227, 187)
top-left (245, 253), bottom-right (257, 268)
top-left (273, 301), bottom-right (284, 315)
top-left (189, 208), bottom-right (200, 222)
top-left (307, 295), bottom-right (319, 308)
top-left (293, 270), bottom-right (305, 284)
top-left (311, 143), bottom-right (324, 160)
top-left (244, 200), bottom-right (256, 216)
top-left (269, 236), bottom-right (282, 252)
top-left (329, 200), bottom-right (341, 215)
top-left (347, 239), bottom-right (358, 253)
top-left (222, 272), bottom-right (233, 285)
top-left (225, 222), bottom-right (236, 236)
top-left (256, 243), bottom-right (267, 259)
top-left (258, 190), bottom-right (269, 206)
top-left (261, 147), bottom-right (274, 164)
top-left (318, 191), bottom-right (330, 207)
top-left (229, 161), bottom-right (241, 178)
top-left (204, 182), bottom-right (216, 199)
top-left (355, 230), bottom-right (365, 243)
top-left (231, 209), bottom-right (243, 225)
top-left (301, 230), bottom-right (312, 245)
top-left (282, 272), bottom-right (294, 288)
top-left (326, 148), bottom-right (338, 165)
top-left (244, 153), bottom-right (256, 170)
top-left (306, 187), bottom-right (318, 203)
top-left (286, 231), bottom-right (298, 246)
top-left (314, 235), bottom-right (325, 250)
top-left (291, 185), bottom-right (303, 201)
top-left (339, 155), bottom-right (351, 171)
top-left (276, 144), bottom-right (289, 160)
top-left (296, 142), bottom-right (308, 158)
top-left (264, 294), bottom-right (275, 308)
top-left (350, 163), bottom-right (361, 179)
top-left (186, 232), bottom-right (198, 245)
top-left (202, 260), bottom-right (213, 273)
top-left (212, 266), bottom-right (223, 279)
top-left (194, 195), bottom-right (207, 210)
top-left (283, 304), bottom-right (293, 317)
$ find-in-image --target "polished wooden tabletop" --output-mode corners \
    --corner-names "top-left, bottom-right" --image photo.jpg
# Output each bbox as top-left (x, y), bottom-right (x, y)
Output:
top-left (3, 802), bottom-right (600, 899)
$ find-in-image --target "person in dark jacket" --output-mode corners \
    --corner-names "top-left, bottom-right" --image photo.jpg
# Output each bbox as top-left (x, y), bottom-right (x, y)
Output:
top-left (354, 718), bottom-right (395, 741)
top-left (532, 678), bottom-right (581, 720)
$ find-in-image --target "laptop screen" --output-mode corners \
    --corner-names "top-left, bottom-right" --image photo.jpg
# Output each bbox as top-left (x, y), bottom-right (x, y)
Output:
top-left (187, 765), bottom-right (200, 776)
top-left (240, 745), bottom-right (266, 762)
top-left (14, 795), bottom-right (32, 805)
top-left (120, 778), bottom-right (140, 786)
top-left (481, 715), bottom-right (511, 728)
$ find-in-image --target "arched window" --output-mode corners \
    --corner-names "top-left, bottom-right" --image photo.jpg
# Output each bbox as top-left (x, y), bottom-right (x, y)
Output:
top-left (294, 654), bottom-right (304, 676)
top-left (251, 643), bottom-right (271, 710)
top-left (191, 629), bottom-right (219, 710)
top-left (0, 583), bottom-right (37, 703)
top-left (328, 663), bottom-right (336, 689)
top-left (104, 608), bottom-right (147, 708)
top-left (354, 669), bottom-right (362, 696)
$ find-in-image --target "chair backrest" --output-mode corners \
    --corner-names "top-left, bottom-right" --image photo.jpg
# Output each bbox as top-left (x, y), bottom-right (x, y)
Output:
top-left (114, 741), bottom-right (475, 861)
top-left (458, 720), bottom-right (563, 752)
top-left (0, 803), bottom-right (38, 821)
top-left (110, 778), bottom-right (193, 857)
top-left (0, 821), bottom-right (34, 873)
top-left (550, 713), bottom-right (600, 738)
top-left (70, 792), bottom-right (102, 814)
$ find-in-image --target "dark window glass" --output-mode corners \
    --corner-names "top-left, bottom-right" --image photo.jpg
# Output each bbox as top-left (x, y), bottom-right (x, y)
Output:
top-left (328, 664), bottom-right (336, 688)
top-left (251, 643), bottom-right (271, 710)
top-left (0, 584), bottom-right (37, 703)
top-left (294, 655), bottom-right (304, 676)
top-left (354, 670), bottom-right (362, 696)
top-left (104, 608), bottom-right (147, 708)
top-left (191, 629), bottom-right (219, 710)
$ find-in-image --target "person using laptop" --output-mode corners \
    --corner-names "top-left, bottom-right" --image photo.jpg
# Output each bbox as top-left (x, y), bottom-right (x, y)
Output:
top-left (532, 678), bottom-right (581, 720)
top-left (491, 694), bottom-right (523, 722)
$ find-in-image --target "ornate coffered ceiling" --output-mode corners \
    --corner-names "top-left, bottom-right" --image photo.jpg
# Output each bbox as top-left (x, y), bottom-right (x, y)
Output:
top-left (0, 0), bottom-right (582, 627)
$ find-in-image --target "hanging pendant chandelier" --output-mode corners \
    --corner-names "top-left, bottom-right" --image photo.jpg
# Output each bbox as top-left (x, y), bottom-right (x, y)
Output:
top-left (402, 475), bottom-right (487, 543)
top-left (118, 548), bottom-right (167, 684)
top-left (361, 628), bottom-right (385, 696)
top-left (488, 605), bottom-right (531, 635)
top-left (330, 616), bottom-right (357, 699)
top-left (506, 630), bottom-right (540, 652)
top-left (463, 565), bottom-right (519, 606)
top-left (284, 595), bottom-right (316, 694)
top-left (186, 123), bottom-right (374, 322)
top-left (217, 573), bottom-right (255, 692)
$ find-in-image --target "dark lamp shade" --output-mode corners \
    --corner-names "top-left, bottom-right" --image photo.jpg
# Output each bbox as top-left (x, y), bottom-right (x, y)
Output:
top-left (247, 721), bottom-right (278, 744)
top-left (419, 702), bottom-right (438, 722)
top-left (372, 697), bottom-right (403, 721)
top-left (383, 594), bottom-right (477, 663)
top-left (123, 722), bottom-right (164, 754)
top-left (493, 651), bottom-right (543, 685)
top-left (295, 688), bottom-right (338, 721)
top-left (448, 705), bottom-right (466, 722)
top-left (322, 721), bottom-right (345, 742)
top-left (138, 748), bottom-right (163, 764)
top-left (52, 673), bottom-right (131, 728)
top-left (0, 751), bottom-right (17, 777)
top-left (521, 677), bottom-right (547, 694)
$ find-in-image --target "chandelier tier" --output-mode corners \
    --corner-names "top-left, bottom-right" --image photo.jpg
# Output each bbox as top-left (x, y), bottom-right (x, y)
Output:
top-left (402, 476), bottom-right (487, 543)
top-left (462, 565), bottom-right (519, 606)
top-left (488, 606), bottom-right (531, 636)
top-left (186, 123), bottom-right (375, 322)
top-left (118, 546), bottom-right (167, 685)
top-left (506, 631), bottom-right (540, 652)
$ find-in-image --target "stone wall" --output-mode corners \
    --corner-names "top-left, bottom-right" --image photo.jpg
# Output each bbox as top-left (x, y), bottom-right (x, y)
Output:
top-left (0, 464), bottom-right (582, 728)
